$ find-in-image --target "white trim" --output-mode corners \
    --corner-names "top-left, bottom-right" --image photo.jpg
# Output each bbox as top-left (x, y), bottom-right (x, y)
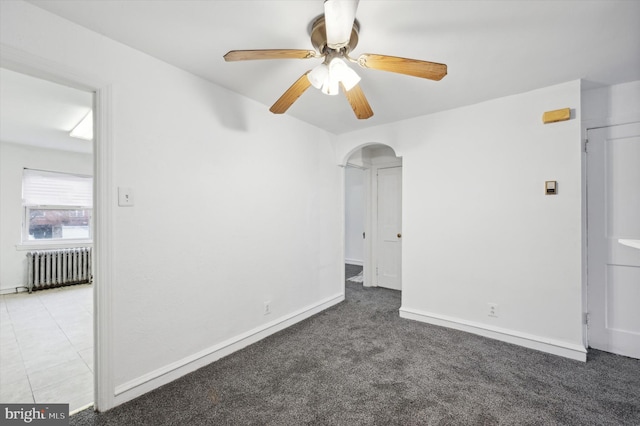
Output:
top-left (582, 117), bottom-right (640, 133)
top-left (371, 159), bottom-right (403, 169)
top-left (399, 307), bottom-right (587, 362)
top-left (338, 166), bottom-right (347, 289)
top-left (370, 165), bottom-right (379, 288)
top-left (114, 293), bottom-right (344, 405)
top-left (345, 258), bottom-right (363, 266)
top-left (93, 84), bottom-right (115, 411)
top-left (69, 403), bottom-right (94, 417)
top-left (0, 287), bottom-right (29, 295)
top-left (1, 43), bottom-right (116, 411)
top-left (17, 241), bottom-right (93, 250)
top-left (345, 162), bottom-right (366, 170)
top-left (362, 167), bottom-right (373, 287)
top-left (0, 44), bottom-right (100, 92)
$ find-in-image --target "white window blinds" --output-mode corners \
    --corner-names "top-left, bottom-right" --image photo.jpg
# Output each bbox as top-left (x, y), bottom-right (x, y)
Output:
top-left (22, 169), bottom-right (93, 207)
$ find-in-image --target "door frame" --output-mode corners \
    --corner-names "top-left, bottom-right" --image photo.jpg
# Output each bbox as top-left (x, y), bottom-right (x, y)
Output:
top-left (584, 121), bottom-right (640, 355)
top-left (1, 44), bottom-right (115, 411)
top-left (344, 145), bottom-right (402, 288)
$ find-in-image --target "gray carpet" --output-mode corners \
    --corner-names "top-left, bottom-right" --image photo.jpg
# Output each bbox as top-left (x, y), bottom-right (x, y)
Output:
top-left (71, 271), bottom-right (640, 425)
top-left (345, 263), bottom-right (363, 280)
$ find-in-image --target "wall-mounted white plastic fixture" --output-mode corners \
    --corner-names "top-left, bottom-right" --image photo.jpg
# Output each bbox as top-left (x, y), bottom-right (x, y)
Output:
top-left (118, 187), bottom-right (134, 206)
top-left (545, 181), bottom-right (557, 195)
top-left (488, 303), bottom-right (499, 317)
top-left (263, 301), bottom-right (271, 315)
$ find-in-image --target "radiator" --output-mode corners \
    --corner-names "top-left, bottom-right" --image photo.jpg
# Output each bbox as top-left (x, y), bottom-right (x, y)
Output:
top-left (26, 248), bottom-right (93, 292)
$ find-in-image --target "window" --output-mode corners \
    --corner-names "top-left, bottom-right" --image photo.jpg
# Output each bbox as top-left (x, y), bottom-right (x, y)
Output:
top-left (22, 169), bottom-right (93, 242)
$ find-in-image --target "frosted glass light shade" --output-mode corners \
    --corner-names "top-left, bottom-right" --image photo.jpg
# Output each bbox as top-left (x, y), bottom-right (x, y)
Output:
top-left (321, 77), bottom-right (340, 96)
top-left (329, 58), bottom-right (360, 92)
top-left (309, 57), bottom-right (361, 96)
top-left (339, 66), bottom-right (361, 91)
top-left (308, 64), bottom-right (329, 89)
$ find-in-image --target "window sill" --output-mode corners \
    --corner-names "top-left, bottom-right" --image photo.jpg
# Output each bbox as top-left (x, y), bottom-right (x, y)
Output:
top-left (16, 241), bottom-right (93, 251)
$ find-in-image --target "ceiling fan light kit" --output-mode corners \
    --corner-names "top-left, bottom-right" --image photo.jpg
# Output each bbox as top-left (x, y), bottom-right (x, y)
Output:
top-left (308, 54), bottom-right (361, 96)
top-left (223, 0), bottom-right (447, 119)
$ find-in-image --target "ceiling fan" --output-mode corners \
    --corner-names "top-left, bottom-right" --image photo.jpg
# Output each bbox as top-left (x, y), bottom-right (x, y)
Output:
top-left (223, 0), bottom-right (447, 120)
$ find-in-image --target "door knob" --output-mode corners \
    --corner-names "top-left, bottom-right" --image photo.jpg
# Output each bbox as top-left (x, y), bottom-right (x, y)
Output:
top-left (397, 233), bottom-right (402, 238)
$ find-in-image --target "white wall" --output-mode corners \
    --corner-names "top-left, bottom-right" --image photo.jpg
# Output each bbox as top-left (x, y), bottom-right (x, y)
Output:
top-left (4, 0), bottom-right (626, 406)
top-left (582, 80), bottom-right (640, 130)
top-left (335, 81), bottom-right (586, 360)
top-left (365, 145), bottom-right (400, 165)
top-left (0, 142), bottom-right (93, 292)
top-left (344, 166), bottom-right (364, 265)
top-left (1, 0), bottom-right (343, 408)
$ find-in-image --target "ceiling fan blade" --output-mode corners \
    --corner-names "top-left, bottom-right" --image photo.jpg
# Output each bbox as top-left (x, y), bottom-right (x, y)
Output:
top-left (270, 72), bottom-right (312, 114)
top-left (342, 83), bottom-right (373, 119)
top-left (357, 54), bottom-right (447, 81)
top-left (224, 49), bottom-right (317, 62)
top-left (324, 0), bottom-right (359, 49)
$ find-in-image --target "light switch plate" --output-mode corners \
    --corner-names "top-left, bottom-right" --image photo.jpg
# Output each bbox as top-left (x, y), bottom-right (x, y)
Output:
top-left (118, 187), bottom-right (134, 206)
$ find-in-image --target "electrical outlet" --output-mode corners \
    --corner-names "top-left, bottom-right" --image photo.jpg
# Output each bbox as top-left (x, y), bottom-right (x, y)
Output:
top-left (263, 301), bottom-right (271, 315)
top-left (488, 303), bottom-right (499, 317)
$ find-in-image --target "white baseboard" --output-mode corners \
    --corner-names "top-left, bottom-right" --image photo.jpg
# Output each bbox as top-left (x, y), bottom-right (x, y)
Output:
top-left (0, 287), bottom-right (29, 295)
top-left (114, 293), bottom-right (345, 405)
top-left (399, 307), bottom-right (587, 362)
top-left (345, 259), bottom-right (363, 266)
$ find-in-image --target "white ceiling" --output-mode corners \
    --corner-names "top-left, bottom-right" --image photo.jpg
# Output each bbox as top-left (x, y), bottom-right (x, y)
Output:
top-left (0, 68), bottom-right (93, 153)
top-left (13, 0), bottom-right (640, 136)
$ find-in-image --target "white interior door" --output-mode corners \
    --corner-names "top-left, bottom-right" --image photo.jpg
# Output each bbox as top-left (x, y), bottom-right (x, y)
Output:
top-left (587, 122), bottom-right (640, 359)
top-left (376, 166), bottom-right (402, 290)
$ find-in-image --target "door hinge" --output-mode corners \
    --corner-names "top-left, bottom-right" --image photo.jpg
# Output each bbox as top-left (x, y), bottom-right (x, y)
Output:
top-left (584, 139), bottom-right (589, 153)
top-left (584, 313), bottom-right (590, 326)
top-left (376, 266), bottom-right (379, 276)
top-left (363, 232), bottom-right (365, 239)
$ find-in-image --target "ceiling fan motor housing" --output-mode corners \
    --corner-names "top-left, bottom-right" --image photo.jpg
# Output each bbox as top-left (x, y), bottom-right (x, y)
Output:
top-left (310, 15), bottom-right (360, 54)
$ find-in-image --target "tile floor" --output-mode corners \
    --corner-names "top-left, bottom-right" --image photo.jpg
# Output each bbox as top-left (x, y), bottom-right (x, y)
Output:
top-left (0, 284), bottom-right (93, 412)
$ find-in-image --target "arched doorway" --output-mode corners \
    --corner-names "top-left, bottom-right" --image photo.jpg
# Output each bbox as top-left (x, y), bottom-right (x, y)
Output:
top-left (344, 144), bottom-right (402, 290)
